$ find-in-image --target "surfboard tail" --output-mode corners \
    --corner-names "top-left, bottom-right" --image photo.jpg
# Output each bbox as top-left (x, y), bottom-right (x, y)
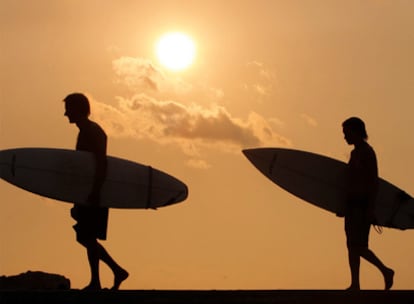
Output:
top-left (165, 185), bottom-right (189, 207)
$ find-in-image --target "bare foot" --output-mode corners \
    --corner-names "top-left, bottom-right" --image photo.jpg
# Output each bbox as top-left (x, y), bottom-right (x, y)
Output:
top-left (111, 269), bottom-right (129, 290)
top-left (346, 285), bottom-right (360, 291)
top-left (384, 268), bottom-right (394, 290)
top-left (82, 283), bottom-right (102, 291)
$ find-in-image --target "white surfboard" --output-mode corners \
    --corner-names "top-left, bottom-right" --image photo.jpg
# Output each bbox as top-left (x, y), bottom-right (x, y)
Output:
top-left (0, 148), bottom-right (188, 209)
top-left (243, 148), bottom-right (414, 230)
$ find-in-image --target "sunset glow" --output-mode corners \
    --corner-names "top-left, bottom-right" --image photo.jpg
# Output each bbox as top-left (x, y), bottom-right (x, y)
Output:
top-left (1, 0), bottom-right (414, 291)
top-left (156, 32), bottom-right (195, 71)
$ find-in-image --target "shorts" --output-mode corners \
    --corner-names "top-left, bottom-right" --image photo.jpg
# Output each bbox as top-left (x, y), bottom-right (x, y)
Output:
top-left (344, 198), bottom-right (371, 248)
top-left (71, 205), bottom-right (109, 241)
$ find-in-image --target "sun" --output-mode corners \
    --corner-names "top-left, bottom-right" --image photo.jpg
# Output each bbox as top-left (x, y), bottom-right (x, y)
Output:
top-left (156, 32), bottom-right (196, 71)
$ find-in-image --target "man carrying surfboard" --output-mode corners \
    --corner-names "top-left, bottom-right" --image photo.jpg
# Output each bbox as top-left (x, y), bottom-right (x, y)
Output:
top-left (64, 93), bottom-right (128, 290)
top-left (342, 117), bottom-right (394, 290)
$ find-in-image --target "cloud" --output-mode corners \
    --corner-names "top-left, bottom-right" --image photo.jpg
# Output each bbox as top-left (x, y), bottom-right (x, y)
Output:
top-left (113, 56), bottom-right (163, 91)
top-left (91, 56), bottom-right (291, 168)
top-left (112, 56), bottom-right (192, 94)
top-left (243, 61), bottom-right (276, 98)
top-left (186, 159), bottom-right (211, 170)
top-left (268, 117), bottom-right (286, 128)
top-left (90, 94), bottom-right (291, 158)
top-left (253, 84), bottom-right (268, 96)
top-left (300, 113), bottom-right (318, 127)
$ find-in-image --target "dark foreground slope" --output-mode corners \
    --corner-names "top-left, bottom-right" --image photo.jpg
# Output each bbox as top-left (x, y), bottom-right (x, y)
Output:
top-left (1, 290), bottom-right (413, 304)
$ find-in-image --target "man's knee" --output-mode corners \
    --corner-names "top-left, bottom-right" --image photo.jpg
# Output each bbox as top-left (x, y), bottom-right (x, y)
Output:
top-left (77, 234), bottom-right (97, 248)
top-left (348, 245), bottom-right (368, 255)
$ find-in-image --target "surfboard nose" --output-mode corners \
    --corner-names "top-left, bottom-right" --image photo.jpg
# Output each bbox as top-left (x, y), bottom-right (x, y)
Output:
top-left (243, 148), bottom-right (278, 177)
top-left (242, 148), bottom-right (255, 162)
top-left (243, 148), bottom-right (278, 166)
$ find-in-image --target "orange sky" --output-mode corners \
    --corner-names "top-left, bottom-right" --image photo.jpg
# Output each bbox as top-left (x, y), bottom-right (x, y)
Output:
top-left (1, 0), bottom-right (414, 290)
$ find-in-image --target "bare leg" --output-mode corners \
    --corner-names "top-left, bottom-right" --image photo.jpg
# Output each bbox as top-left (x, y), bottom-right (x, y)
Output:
top-left (347, 248), bottom-right (361, 290)
top-left (83, 240), bottom-right (102, 290)
top-left (360, 248), bottom-right (394, 290)
top-left (96, 243), bottom-right (129, 290)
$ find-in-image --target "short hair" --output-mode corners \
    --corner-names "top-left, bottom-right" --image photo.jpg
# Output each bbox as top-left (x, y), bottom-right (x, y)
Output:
top-left (342, 117), bottom-right (368, 140)
top-left (63, 93), bottom-right (90, 117)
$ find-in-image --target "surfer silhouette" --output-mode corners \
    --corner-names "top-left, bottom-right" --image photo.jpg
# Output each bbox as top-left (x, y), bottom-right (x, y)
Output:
top-left (342, 117), bottom-right (394, 290)
top-left (64, 93), bottom-right (128, 290)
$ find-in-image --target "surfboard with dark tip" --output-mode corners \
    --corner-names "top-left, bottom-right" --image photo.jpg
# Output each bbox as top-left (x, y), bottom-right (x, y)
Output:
top-left (0, 148), bottom-right (188, 209)
top-left (243, 148), bottom-right (414, 230)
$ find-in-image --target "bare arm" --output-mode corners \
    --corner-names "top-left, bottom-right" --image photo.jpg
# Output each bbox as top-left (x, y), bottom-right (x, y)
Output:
top-left (89, 127), bottom-right (107, 205)
top-left (365, 147), bottom-right (379, 219)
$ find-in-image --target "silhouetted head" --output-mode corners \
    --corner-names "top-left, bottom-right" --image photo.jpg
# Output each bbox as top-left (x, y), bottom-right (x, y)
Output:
top-left (342, 117), bottom-right (368, 145)
top-left (63, 93), bottom-right (90, 123)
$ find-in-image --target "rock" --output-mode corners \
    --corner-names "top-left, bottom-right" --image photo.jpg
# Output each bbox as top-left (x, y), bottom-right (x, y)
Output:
top-left (0, 271), bottom-right (70, 290)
